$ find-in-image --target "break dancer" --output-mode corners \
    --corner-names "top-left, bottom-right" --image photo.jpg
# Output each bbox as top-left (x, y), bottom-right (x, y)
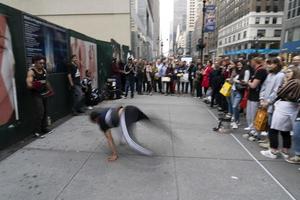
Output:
top-left (90, 105), bottom-right (154, 161)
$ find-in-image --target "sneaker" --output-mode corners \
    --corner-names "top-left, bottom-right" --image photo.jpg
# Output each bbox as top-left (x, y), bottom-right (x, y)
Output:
top-left (225, 113), bottom-right (232, 119)
top-left (260, 149), bottom-right (278, 159)
top-left (87, 106), bottom-right (93, 110)
top-left (286, 155), bottom-right (300, 164)
top-left (231, 122), bottom-right (238, 129)
top-left (34, 133), bottom-right (45, 138)
top-left (258, 138), bottom-right (268, 144)
top-left (41, 128), bottom-right (52, 134)
top-left (259, 142), bottom-right (270, 149)
top-left (280, 152), bottom-right (290, 159)
top-left (248, 136), bottom-right (259, 141)
top-left (261, 131), bottom-right (268, 136)
top-left (244, 127), bottom-right (251, 131)
top-left (249, 130), bottom-right (257, 135)
top-left (242, 133), bottom-right (250, 138)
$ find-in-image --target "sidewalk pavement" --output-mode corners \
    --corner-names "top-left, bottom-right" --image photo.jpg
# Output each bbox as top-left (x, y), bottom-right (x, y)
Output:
top-left (0, 95), bottom-right (299, 200)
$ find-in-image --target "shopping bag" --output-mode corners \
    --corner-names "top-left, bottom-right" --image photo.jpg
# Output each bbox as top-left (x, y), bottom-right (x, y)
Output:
top-left (254, 107), bottom-right (268, 131)
top-left (180, 73), bottom-right (189, 82)
top-left (162, 77), bottom-right (171, 82)
top-left (219, 82), bottom-right (232, 97)
top-left (240, 89), bottom-right (248, 109)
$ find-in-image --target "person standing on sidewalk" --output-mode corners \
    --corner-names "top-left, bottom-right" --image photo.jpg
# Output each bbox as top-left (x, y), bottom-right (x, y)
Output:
top-left (261, 66), bottom-right (300, 159)
top-left (124, 57), bottom-right (135, 98)
top-left (244, 57), bottom-right (267, 135)
top-left (67, 55), bottom-right (85, 115)
top-left (111, 58), bottom-right (123, 99)
top-left (255, 58), bottom-right (285, 142)
top-left (26, 55), bottom-right (53, 137)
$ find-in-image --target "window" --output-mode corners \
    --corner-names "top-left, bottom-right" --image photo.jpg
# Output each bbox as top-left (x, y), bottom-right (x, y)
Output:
top-left (243, 31), bottom-right (247, 38)
top-left (266, 6), bottom-right (270, 12)
top-left (225, 38), bottom-right (227, 44)
top-left (256, 6), bottom-right (261, 12)
top-left (257, 29), bottom-right (266, 37)
top-left (265, 17), bottom-right (270, 24)
top-left (229, 36), bottom-right (231, 43)
top-left (238, 33), bottom-right (241, 40)
top-left (274, 30), bottom-right (282, 37)
top-left (272, 17), bottom-right (277, 24)
top-left (255, 17), bottom-right (260, 24)
top-left (273, 6), bottom-right (278, 12)
top-left (219, 40), bottom-right (222, 46)
top-left (233, 35), bottom-right (236, 42)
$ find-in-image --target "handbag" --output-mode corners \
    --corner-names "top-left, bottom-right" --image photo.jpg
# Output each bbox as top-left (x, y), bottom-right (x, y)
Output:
top-left (220, 81), bottom-right (232, 97)
top-left (254, 107), bottom-right (268, 131)
top-left (162, 77), bottom-right (171, 82)
top-left (239, 89), bottom-right (248, 109)
top-left (180, 73), bottom-right (189, 82)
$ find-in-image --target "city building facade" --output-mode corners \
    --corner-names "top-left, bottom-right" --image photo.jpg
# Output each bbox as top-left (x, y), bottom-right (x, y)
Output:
top-left (171, 0), bottom-right (187, 56)
top-left (217, 0), bottom-right (284, 58)
top-left (2, 0), bottom-right (160, 60)
top-left (281, 0), bottom-right (300, 58)
top-left (130, 0), bottom-right (160, 60)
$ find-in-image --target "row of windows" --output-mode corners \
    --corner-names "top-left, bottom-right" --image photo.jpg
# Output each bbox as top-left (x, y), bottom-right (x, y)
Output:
top-left (256, 5), bottom-right (279, 12)
top-left (287, 4), bottom-right (300, 19)
top-left (255, 17), bottom-right (278, 24)
top-left (219, 29), bottom-right (281, 46)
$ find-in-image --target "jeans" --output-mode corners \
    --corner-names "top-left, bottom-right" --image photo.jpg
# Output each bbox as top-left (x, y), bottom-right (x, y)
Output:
top-left (268, 129), bottom-right (291, 149)
top-left (32, 95), bottom-right (48, 133)
top-left (125, 75), bottom-right (135, 97)
top-left (231, 90), bottom-right (242, 122)
top-left (246, 100), bottom-right (259, 129)
top-left (293, 120), bottom-right (300, 155)
top-left (226, 96), bottom-right (233, 115)
top-left (112, 75), bottom-right (122, 98)
top-left (72, 84), bottom-right (84, 112)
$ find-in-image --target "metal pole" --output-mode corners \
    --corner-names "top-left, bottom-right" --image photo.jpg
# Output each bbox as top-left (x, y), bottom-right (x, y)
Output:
top-left (201, 0), bottom-right (206, 63)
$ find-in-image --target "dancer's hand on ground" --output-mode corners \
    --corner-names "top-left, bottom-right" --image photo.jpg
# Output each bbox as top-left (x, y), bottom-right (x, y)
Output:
top-left (107, 154), bottom-right (118, 162)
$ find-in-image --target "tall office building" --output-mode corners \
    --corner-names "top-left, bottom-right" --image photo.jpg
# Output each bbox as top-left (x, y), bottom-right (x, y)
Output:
top-left (186, 0), bottom-right (200, 56)
top-left (131, 0), bottom-right (160, 59)
top-left (281, 0), bottom-right (300, 57)
top-left (217, 0), bottom-right (284, 57)
top-left (172, 0), bottom-right (187, 54)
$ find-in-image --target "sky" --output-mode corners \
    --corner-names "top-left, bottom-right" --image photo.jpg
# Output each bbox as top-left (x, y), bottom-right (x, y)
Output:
top-left (160, 0), bottom-right (173, 55)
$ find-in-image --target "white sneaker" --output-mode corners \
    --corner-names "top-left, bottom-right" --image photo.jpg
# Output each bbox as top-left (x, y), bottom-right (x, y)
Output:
top-left (244, 127), bottom-right (251, 131)
top-left (87, 106), bottom-right (93, 110)
top-left (280, 152), bottom-right (289, 159)
top-left (260, 149), bottom-right (278, 159)
top-left (249, 130), bottom-right (257, 135)
top-left (261, 131), bottom-right (268, 136)
top-left (231, 122), bottom-right (238, 129)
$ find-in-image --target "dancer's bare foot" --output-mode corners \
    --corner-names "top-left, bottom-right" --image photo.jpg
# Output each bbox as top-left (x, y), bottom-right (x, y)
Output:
top-left (107, 154), bottom-right (118, 161)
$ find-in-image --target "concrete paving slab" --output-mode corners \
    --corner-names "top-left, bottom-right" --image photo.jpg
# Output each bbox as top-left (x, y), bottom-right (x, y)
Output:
top-left (172, 128), bottom-right (251, 159)
top-left (0, 148), bottom-right (91, 200)
top-left (56, 154), bottom-right (177, 200)
top-left (26, 116), bottom-right (103, 153)
top-left (175, 157), bottom-right (291, 200)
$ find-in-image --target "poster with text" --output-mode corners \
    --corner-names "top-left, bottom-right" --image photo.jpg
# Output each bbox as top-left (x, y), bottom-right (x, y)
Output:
top-left (204, 5), bottom-right (216, 32)
top-left (0, 15), bottom-right (18, 127)
top-left (70, 37), bottom-right (98, 88)
top-left (23, 15), bottom-right (68, 73)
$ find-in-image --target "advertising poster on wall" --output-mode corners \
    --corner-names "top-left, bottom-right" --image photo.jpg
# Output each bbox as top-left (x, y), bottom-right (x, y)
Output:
top-left (70, 37), bottom-right (98, 88)
top-left (23, 15), bottom-right (68, 73)
top-left (204, 5), bottom-right (216, 32)
top-left (0, 15), bottom-right (19, 127)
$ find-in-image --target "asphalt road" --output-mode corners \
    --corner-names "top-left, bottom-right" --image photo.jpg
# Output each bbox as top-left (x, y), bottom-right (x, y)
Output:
top-left (0, 95), bottom-right (299, 200)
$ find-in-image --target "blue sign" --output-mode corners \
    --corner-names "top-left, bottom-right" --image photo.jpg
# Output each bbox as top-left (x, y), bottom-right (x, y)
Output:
top-left (281, 40), bottom-right (300, 53)
top-left (204, 5), bottom-right (216, 32)
top-left (224, 49), bottom-right (280, 55)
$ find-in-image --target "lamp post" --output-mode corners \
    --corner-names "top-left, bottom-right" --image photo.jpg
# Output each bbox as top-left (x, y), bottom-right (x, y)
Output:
top-left (201, 0), bottom-right (206, 63)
